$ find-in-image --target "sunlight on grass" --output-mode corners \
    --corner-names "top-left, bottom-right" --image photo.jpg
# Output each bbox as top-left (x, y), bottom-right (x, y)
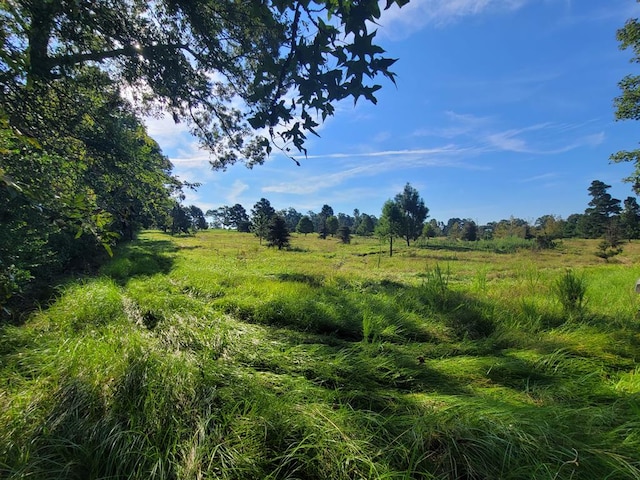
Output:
top-left (1, 230), bottom-right (640, 479)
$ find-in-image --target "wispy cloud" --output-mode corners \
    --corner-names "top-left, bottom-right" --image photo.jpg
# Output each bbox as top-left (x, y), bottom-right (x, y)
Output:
top-left (304, 145), bottom-right (478, 159)
top-left (227, 180), bottom-right (249, 204)
top-left (485, 126), bottom-right (604, 154)
top-left (414, 111), bottom-right (605, 155)
top-left (553, 0), bottom-right (640, 27)
top-left (378, 0), bottom-right (531, 39)
top-left (413, 111), bottom-right (493, 138)
top-left (519, 172), bottom-right (558, 183)
top-left (263, 146), bottom-right (489, 195)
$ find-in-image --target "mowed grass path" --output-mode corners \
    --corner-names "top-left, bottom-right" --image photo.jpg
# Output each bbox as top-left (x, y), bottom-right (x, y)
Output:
top-left (1, 230), bottom-right (640, 479)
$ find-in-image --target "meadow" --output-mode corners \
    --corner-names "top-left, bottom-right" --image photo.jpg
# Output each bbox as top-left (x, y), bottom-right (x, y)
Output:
top-left (1, 230), bottom-right (640, 479)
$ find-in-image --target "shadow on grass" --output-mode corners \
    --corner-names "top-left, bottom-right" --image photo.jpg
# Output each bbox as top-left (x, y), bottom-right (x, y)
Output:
top-left (101, 238), bottom-right (177, 283)
top-left (215, 274), bottom-right (497, 344)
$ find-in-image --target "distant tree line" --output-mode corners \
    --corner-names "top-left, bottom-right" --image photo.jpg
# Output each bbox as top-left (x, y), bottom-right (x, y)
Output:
top-left (204, 180), bottom-right (640, 259)
top-left (207, 199), bottom-right (380, 243)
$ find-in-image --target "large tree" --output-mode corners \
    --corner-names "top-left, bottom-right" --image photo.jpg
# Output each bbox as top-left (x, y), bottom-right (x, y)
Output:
top-left (207, 204), bottom-right (250, 231)
top-left (583, 180), bottom-right (621, 238)
top-left (278, 208), bottom-right (303, 232)
top-left (394, 183), bottom-right (429, 246)
top-left (356, 213), bottom-right (376, 236)
top-left (296, 216), bottom-right (314, 236)
top-left (620, 196), bottom-right (640, 241)
top-left (0, 69), bottom-right (181, 313)
top-left (318, 204), bottom-right (334, 238)
top-left (1, 0), bottom-right (407, 168)
top-left (612, 10), bottom-right (640, 192)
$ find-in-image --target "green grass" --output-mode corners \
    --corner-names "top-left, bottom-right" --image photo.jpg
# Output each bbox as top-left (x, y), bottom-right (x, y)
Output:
top-left (1, 230), bottom-right (640, 479)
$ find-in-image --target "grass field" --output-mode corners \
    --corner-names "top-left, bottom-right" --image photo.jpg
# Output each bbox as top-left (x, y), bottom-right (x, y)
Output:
top-left (1, 230), bottom-right (640, 479)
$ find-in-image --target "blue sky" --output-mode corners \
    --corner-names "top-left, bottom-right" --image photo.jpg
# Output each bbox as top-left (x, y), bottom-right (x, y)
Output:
top-left (146, 0), bottom-right (640, 225)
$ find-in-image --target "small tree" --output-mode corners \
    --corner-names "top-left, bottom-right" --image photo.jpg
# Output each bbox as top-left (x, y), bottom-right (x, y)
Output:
top-left (395, 183), bottom-right (429, 246)
top-left (595, 223), bottom-right (623, 262)
top-left (266, 216), bottom-right (290, 250)
top-left (356, 214), bottom-right (375, 236)
top-left (461, 220), bottom-right (478, 241)
top-left (251, 198), bottom-right (276, 244)
top-left (326, 215), bottom-right (339, 236)
top-left (376, 200), bottom-right (404, 257)
top-left (337, 225), bottom-right (351, 244)
top-left (296, 216), bottom-right (314, 236)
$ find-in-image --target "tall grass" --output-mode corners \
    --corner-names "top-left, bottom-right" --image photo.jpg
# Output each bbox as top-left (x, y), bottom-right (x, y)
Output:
top-left (1, 230), bottom-right (640, 479)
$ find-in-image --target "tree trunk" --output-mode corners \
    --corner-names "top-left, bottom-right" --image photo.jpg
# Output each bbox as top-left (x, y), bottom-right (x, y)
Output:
top-left (26, 3), bottom-right (57, 84)
top-left (389, 236), bottom-right (393, 257)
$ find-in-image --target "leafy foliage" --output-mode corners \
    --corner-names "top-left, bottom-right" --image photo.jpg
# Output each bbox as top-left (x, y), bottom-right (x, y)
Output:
top-left (394, 182), bottom-right (429, 246)
top-left (595, 224), bottom-right (624, 262)
top-left (612, 11), bottom-right (640, 191)
top-left (296, 216), bottom-right (315, 236)
top-left (620, 196), bottom-right (640, 240)
top-left (251, 198), bottom-right (276, 244)
top-left (0, 71), bottom-right (181, 316)
top-left (207, 204), bottom-right (250, 231)
top-left (0, 0), bottom-right (408, 168)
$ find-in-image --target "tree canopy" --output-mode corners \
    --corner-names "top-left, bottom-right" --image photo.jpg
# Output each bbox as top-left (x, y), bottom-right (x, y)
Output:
top-left (583, 180), bottom-right (621, 238)
top-left (1, 0), bottom-right (407, 168)
top-left (251, 198), bottom-right (276, 244)
top-left (376, 200), bottom-right (404, 257)
top-left (612, 7), bottom-right (640, 191)
top-left (394, 183), bottom-right (428, 246)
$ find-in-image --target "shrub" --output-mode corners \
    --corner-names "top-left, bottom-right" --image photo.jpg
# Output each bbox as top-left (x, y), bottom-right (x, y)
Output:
top-left (554, 270), bottom-right (587, 316)
top-left (420, 264), bottom-right (450, 310)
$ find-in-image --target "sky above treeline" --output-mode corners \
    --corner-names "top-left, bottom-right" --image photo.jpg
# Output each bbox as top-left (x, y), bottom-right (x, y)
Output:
top-left (145, 0), bottom-right (640, 225)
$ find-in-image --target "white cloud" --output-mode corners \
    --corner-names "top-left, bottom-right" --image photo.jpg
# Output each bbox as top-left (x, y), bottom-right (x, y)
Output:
top-left (304, 144), bottom-right (477, 159)
top-left (519, 172), bottom-right (558, 183)
top-left (181, 189), bottom-right (216, 213)
top-left (263, 145), bottom-right (489, 195)
top-left (414, 111), bottom-right (605, 155)
top-left (227, 180), bottom-right (250, 204)
top-left (144, 114), bottom-right (190, 147)
top-left (378, 0), bottom-right (531, 39)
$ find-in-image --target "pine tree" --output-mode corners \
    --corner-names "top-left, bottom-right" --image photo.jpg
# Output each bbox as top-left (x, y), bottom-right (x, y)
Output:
top-left (266, 216), bottom-right (290, 250)
top-left (584, 180), bottom-right (621, 238)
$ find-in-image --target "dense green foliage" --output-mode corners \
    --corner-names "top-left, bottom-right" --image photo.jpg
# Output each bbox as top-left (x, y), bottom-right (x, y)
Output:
top-left (376, 199), bottom-right (405, 256)
top-left (612, 3), bottom-right (640, 191)
top-left (266, 215), bottom-right (291, 250)
top-left (1, 230), bottom-right (639, 479)
top-left (296, 215), bottom-right (315, 236)
top-left (395, 182), bottom-right (429, 246)
top-left (0, 0), bottom-right (406, 168)
top-left (0, 70), bottom-right (182, 317)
